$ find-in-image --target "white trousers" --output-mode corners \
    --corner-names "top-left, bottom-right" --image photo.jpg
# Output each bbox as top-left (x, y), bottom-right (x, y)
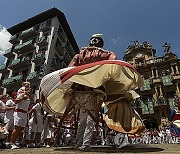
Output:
top-left (77, 112), bottom-right (95, 146)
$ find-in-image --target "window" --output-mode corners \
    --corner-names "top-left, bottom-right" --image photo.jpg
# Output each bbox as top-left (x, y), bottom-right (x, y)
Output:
top-left (55, 38), bottom-right (62, 47)
top-left (58, 25), bottom-right (63, 33)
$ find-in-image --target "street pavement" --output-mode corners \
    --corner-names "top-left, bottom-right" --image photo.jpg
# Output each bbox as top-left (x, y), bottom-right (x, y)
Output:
top-left (0, 144), bottom-right (179, 154)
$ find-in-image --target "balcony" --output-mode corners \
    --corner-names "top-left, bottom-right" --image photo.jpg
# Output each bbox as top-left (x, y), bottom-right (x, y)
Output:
top-left (8, 59), bottom-right (20, 68)
top-left (152, 78), bottom-right (161, 84)
top-left (36, 36), bottom-right (49, 47)
top-left (8, 57), bottom-right (31, 70)
top-left (2, 75), bottom-right (23, 88)
top-left (173, 75), bottom-right (180, 80)
top-left (39, 21), bottom-right (51, 32)
top-left (19, 27), bottom-right (39, 40)
top-left (3, 48), bottom-right (14, 57)
top-left (2, 78), bottom-right (12, 87)
top-left (26, 71), bottom-right (41, 81)
top-left (32, 53), bottom-right (45, 63)
top-left (9, 34), bottom-right (20, 44)
top-left (14, 40), bottom-right (35, 54)
top-left (0, 64), bottom-right (9, 73)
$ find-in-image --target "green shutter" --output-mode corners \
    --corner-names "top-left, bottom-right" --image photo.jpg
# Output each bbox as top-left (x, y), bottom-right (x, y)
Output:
top-left (141, 101), bottom-right (154, 114)
top-left (168, 98), bottom-right (175, 109)
top-left (140, 79), bottom-right (151, 91)
top-left (162, 75), bottom-right (173, 86)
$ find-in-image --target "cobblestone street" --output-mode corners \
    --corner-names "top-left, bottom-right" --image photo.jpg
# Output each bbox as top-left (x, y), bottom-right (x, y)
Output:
top-left (0, 144), bottom-right (179, 154)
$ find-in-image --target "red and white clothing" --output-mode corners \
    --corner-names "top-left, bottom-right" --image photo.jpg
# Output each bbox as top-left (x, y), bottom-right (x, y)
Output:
top-left (0, 100), bottom-right (6, 121)
top-left (68, 46), bottom-right (116, 67)
top-left (14, 87), bottom-right (31, 127)
top-left (4, 99), bottom-right (15, 130)
top-left (29, 103), bottom-right (43, 133)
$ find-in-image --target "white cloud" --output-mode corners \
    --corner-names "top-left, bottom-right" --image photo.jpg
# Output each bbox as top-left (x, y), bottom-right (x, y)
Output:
top-left (0, 26), bottom-right (12, 55)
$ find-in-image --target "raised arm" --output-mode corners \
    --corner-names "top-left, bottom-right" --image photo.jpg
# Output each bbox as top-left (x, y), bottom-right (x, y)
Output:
top-left (68, 54), bottom-right (79, 67)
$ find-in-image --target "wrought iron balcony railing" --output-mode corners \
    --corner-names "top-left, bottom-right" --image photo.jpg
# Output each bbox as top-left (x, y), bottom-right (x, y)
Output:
top-left (9, 34), bottom-right (20, 44)
top-left (2, 75), bottom-right (23, 86)
top-left (3, 48), bottom-right (14, 57)
top-left (14, 40), bottom-right (35, 53)
top-left (36, 36), bottom-right (48, 46)
top-left (19, 27), bottom-right (39, 40)
top-left (32, 53), bottom-right (45, 62)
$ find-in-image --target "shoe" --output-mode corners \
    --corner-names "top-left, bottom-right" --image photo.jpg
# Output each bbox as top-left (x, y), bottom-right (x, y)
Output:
top-left (78, 145), bottom-right (91, 151)
top-left (11, 144), bottom-right (20, 149)
top-left (46, 145), bottom-right (50, 148)
top-left (27, 143), bottom-right (35, 148)
top-left (5, 142), bottom-right (10, 146)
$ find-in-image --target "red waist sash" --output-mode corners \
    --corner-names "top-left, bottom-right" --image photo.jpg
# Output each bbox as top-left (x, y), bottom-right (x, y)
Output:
top-left (15, 109), bottom-right (27, 113)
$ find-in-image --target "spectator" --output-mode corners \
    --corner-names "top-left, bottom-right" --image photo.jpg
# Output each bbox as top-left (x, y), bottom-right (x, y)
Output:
top-left (10, 82), bottom-right (32, 149)
top-left (0, 94), bottom-right (8, 123)
top-left (4, 94), bottom-right (16, 144)
top-left (27, 99), bottom-right (44, 148)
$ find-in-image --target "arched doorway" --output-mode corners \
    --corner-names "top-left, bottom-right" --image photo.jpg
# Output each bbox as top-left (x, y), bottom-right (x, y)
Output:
top-left (143, 117), bottom-right (158, 129)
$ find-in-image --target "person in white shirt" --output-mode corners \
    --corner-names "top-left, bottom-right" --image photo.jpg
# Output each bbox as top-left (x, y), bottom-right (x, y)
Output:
top-left (0, 94), bottom-right (8, 123)
top-left (43, 114), bottom-right (58, 147)
top-left (10, 82), bottom-right (32, 149)
top-left (27, 99), bottom-right (44, 147)
top-left (4, 94), bottom-right (16, 144)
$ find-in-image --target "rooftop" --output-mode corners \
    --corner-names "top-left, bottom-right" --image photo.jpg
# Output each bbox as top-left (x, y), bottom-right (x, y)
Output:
top-left (8, 7), bottom-right (79, 53)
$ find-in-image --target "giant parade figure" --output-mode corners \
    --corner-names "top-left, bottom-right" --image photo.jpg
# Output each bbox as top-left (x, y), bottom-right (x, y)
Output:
top-left (169, 97), bottom-right (180, 138)
top-left (39, 34), bottom-right (145, 151)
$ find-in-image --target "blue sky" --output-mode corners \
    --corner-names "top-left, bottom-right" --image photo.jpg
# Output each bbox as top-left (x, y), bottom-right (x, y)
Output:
top-left (0, 0), bottom-right (180, 64)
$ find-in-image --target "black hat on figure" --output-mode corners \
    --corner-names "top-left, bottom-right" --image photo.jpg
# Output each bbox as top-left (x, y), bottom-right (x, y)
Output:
top-left (89, 33), bottom-right (104, 48)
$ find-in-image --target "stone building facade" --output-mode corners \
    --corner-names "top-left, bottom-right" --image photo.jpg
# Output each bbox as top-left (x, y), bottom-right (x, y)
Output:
top-left (124, 41), bottom-right (180, 129)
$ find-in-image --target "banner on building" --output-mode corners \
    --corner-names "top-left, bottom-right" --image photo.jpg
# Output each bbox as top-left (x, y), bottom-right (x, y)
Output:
top-left (141, 101), bottom-right (154, 114)
top-left (140, 79), bottom-right (151, 91)
top-left (162, 75), bottom-right (173, 86)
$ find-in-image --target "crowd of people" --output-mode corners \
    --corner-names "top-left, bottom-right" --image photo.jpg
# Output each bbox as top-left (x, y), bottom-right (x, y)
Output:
top-left (0, 81), bottom-right (179, 150)
top-left (0, 82), bottom-right (74, 149)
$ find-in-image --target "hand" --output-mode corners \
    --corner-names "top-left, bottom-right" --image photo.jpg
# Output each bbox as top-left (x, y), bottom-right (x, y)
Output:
top-left (23, 94), bottom-right (29, 99)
